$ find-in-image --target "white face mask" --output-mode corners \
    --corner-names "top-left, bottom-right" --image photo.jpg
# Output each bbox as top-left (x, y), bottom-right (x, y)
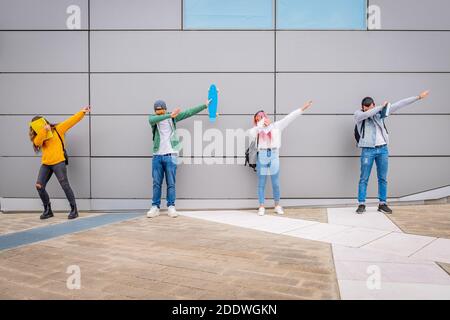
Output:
top-left (257, 118), bottom-right (274, 134)
top-left (257, 118), bottom-right (265, 128)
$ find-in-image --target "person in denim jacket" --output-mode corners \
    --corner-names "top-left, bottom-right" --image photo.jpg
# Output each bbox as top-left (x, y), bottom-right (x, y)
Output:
top-left (354, 90), bottom-right (430, 214)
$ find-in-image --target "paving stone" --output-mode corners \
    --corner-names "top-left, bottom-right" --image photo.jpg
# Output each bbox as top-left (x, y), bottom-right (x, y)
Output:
top-left (0, 212), bottom-right (340, 299)
top-left (387, 204), bottom-right (450, 239)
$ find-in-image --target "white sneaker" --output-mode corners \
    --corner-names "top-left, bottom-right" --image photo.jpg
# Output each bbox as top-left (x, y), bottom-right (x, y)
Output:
top-left (168, 206), bottom-right (178, 218)
top-left (274, 205), bottom-right (284, 215)
top-left (257, 207), bottom-right (265, 216)
top-left (147, 206), bottom-right (160, 218)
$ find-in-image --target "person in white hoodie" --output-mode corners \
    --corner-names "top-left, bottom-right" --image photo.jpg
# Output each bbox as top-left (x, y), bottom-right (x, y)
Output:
top-left (247, 101), bottom-right (313, 216)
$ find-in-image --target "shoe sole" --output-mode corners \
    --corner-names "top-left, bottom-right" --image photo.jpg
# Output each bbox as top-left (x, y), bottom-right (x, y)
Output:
top-left (40, 215), bottom-right (54, 220)
top-left (377, 209), bottom-right (392, 214)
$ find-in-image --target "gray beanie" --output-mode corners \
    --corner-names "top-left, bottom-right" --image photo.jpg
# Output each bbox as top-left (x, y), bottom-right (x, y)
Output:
top-left (154, 100), bottom-right (167, 110)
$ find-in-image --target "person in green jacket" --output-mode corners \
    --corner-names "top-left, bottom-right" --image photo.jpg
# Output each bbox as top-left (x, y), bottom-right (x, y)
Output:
top-left (147, 99), bottom-right (210, 218)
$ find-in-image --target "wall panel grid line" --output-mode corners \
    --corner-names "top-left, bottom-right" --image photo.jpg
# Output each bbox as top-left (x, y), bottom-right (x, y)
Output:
top-left (2, 29), bottom-right (450, 32)
top-left (88, 0), bottom-right (92, 198)
top-left (2, 72), bottom-right (450, 75)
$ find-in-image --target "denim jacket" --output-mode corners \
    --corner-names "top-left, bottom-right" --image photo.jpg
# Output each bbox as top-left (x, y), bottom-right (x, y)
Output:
top-left (354, 96), bottom-right (420, 148)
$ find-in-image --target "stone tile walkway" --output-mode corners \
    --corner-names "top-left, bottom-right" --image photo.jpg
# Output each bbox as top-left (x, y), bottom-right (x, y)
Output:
top-left (0, 204), bottom-right (449, 300)
top-left (387, 204), bottom-right (450, 238)
top-left (0, 213), bottom-right (339, 300)
top-left (0, 212), bottom-right (97, 236)
top-left (180, 205), bottom-right (450, 300)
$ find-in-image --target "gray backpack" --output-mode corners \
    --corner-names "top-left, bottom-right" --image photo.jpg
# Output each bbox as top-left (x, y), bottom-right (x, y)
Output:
top-left (244, 135), bottom-right (259, 172)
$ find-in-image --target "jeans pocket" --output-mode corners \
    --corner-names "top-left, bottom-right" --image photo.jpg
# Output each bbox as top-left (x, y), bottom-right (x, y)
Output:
top-left (170, 155), bottom-right (178, 166)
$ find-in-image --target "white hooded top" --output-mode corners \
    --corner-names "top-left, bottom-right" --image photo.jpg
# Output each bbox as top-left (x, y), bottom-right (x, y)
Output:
top-left (247, 109), bottom-right (303, 150)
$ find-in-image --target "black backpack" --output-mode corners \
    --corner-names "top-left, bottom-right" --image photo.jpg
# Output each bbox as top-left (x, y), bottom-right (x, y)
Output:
top-left (152, 118), bottom-right (176, 141)
top-left (245, 135), bottom-right (259, 172)
top-left (354, 119), bottom-right (366, 144)
top-left (354, 119), bottom-right (389, 144)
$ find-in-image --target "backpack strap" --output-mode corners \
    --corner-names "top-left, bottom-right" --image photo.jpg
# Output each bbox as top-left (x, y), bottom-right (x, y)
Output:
top-left (152, 124), bottom-right (157, 141)
top-left (382, 119), bottom-right (388, 134)
top-left (361, 119), bottom-right (366, 139)
top-left (54, 128), bottom-right (66, 154)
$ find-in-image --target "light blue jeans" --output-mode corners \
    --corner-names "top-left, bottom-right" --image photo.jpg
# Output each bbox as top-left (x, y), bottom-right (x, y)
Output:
top-left (358, 145), bottom-right (389, 204)
top-left (256, 149), bottom-right (280, 205)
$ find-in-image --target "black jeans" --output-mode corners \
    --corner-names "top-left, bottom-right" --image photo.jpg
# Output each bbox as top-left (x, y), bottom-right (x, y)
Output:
top-left (36, 161), bottom-right (76, 207)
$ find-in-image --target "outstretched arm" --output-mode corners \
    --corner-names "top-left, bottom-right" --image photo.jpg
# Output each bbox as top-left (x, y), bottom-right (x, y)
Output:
top-left (33, 126), bottom-right (50, 147)
top-left (354, 103), bottom-right (387, 123)
top-left (389, 90), bottom-right (430, 114)
top-left (56, 106), bottom-right (90, 134)
top-left (175, 100), bottom-right (210, 122)
top-left (149, 113), bottom-right (172, 126)
top-left (275, 100), bottom-right (312, 131)
top-left (247, 115), bottom-right (267, 140)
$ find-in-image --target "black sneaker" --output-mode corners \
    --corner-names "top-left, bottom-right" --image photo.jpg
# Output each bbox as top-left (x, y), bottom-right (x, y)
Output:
top-left (378, 203), bottom-right (393, 214)
top-left (356, 204), bottom-right (366, 214)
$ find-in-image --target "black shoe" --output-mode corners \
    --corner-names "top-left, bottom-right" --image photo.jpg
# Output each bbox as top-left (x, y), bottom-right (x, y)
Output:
top-left (40, 203), bottom-right (54, 220)
top-left (378, 203), bottom-right (393, 214)
top-left (356, 204), bottom-right (366, 214)
top-left (68, 204), bottom-right (79, 220)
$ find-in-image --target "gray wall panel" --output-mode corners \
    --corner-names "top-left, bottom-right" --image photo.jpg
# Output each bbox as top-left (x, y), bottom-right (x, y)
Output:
top-left (90, 31), bottom-right (274, 72)
top-left (0, 31), bottom-right (88, 72)
top-left (0, 115), bottom-right (90, 157)
top-left (91, 73), bottom-right (274, 114)
top-left (91, 158), bottom-right (151, 198)
top-left (387, 115), bottom-right (450, 156)
top-left (0, 74), bottom-right (88, 114)
top-left (369, 0), bottom-right (450, 30)
top-left (90, 157), bottom-right (450, 199)
top-left (91, 115), bottom-right (251, 157)
top-left (2, 2), bottom-right (450, 207)
top-left (279, 157), bottom-right (450, 198)
top-left (277, 73), bottom-right (450, 114)
top-left (91, 116), bottom-right (153, 157)
top-left (0, 157), bottom-right (90, 198)
top-left (35, 113), bottom-right (450, 158)
top-left (277, 31), bottom-right (450, 72)
top-left (90, 0), bottom-right (181, 29)
top-left (91, 158), bottom-right (269, 199)
top-left (0, 0), bottom-right (88, 29)
top-left (280, 115), bottom-right (450, 156)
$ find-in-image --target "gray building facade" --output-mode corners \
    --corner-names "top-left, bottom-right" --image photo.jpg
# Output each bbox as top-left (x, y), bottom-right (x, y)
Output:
top-left (1, 0), bottom-right (449, 211)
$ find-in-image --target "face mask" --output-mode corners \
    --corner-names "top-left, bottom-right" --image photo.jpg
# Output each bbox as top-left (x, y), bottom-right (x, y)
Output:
top-left (257, 118), bottom-right (265, 128)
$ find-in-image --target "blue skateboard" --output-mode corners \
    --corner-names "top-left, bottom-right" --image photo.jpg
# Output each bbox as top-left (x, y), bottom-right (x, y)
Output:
top-left (208, 84), bottom-right (218, 123)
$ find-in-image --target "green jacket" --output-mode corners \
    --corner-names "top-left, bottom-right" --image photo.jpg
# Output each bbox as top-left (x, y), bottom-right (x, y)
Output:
top-left (148, 104), bottom-right (207, 153)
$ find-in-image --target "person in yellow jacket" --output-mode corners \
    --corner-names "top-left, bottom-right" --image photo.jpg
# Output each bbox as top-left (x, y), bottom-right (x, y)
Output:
top-left (29, 106), bottom-right (91, 220)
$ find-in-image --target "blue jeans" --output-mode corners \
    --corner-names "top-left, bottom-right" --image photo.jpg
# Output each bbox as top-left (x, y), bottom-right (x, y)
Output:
top-left (152, 154), bottom-right (177, 208)
top-left (358, 145), bottom-right (389, 204)
top-left (256, 149), bottom-right (280, 205)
